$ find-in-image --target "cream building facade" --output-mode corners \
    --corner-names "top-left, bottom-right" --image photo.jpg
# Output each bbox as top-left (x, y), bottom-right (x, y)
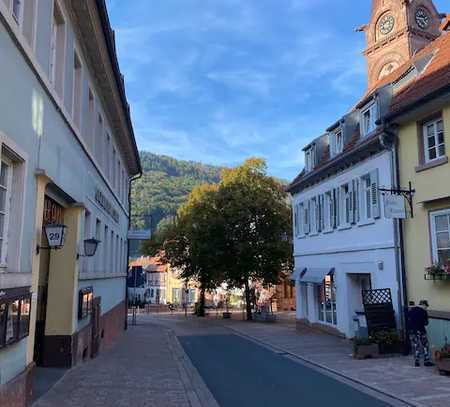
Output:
top-left (0, 1), bottom-right (140, 405)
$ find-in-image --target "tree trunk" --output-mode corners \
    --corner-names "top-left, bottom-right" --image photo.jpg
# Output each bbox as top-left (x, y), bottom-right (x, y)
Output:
top-left (197, 286), bottom-right (206, 317)
top-left (244, 279), bottom-right (252, 321)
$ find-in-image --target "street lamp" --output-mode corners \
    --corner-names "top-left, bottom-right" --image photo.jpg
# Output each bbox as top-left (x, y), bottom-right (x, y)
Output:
top-left (36, 224), bottom-right (67, 254)
top-left (77, 238), bottom-right (101, 259)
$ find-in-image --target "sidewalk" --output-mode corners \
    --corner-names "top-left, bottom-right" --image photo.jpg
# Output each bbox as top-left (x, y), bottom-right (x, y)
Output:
top-left (33, 320), bottom-right (217, 407)
top-left (224, 319), bottom-right (450, 407)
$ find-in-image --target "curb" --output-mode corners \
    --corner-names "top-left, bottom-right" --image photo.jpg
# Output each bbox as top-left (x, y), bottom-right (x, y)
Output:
top-left (226, 325), bottom-right (426, 407)
top-left (166, 330), bottom-right (220, 407)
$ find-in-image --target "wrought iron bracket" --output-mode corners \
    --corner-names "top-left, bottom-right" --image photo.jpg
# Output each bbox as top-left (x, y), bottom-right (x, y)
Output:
top-left (379, 182), bottom-right (416, 218)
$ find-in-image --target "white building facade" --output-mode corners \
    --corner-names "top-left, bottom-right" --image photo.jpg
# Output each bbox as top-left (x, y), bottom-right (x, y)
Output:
top-left (288, 93), bottom-right (404, 339)
top-left (0, 1), bottom-right (140, 405)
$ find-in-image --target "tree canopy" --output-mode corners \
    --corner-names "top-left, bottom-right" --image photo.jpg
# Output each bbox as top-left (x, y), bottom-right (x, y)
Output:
top-left (163, 158), bottom-right (292, 319)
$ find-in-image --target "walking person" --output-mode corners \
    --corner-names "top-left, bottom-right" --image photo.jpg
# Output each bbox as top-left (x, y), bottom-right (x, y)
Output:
top-left (408, 300), bottom-right (434, 367)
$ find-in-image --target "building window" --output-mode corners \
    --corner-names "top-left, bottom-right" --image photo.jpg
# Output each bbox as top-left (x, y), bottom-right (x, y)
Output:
top-left (22, 0), bottom-right (37, 47)
top-left (316, 274), bottom-right (337, 325)
top-left (340, 184), bottom-right (352, 226)
top-left (330, 130), bottom-right (344, 157)
top-left (423, 118), bottom-right (445, 163)
top-left (78, 287), bottom-right (93, 320)
top-left (96, 115), bottom-right (104, 168)
top-left (12, 0), bottom-right (22, 23)
top-left (49, 1), bottom-right (65, 97)
top-left (430, 210), bottom-right (450, 265)
top-left (310, 197), bottom-right (317, 234)
top-left (0, 158), bottom-right (12, 266)
top-left (361, 102), bottom-right (377, 136)
top-left (324, 191), bottom-right (333, 230)
top-left (305, 146), bottom-right (316, 172)
top-left (95, 219), bottom-right (101, 272)
top-left (105, 133), bottom-right (111, 181)
top-left (72, 51), bottom-right (82, 129)
top-left (0, 289), bottom-right (31, 349)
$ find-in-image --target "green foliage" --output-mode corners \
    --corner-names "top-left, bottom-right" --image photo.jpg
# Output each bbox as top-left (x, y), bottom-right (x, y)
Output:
top-left (164, 157), bottom-right (293, 320)
top-left (370, 329), bottom-right (400, 345)
top-left (131, 152), bottom-right (223, 231)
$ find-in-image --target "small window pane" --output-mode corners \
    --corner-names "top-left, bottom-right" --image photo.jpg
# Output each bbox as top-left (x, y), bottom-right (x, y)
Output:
top-left (436, 232), bottom-right (450, 249)
top-left (438, 249), bottom-right (450, 265)
top-left (429, 148), bottom-right (437, 160)
top-left (435, 215), bottom-right (449, 232)
top-left (0, 303), bottom-right (7, 348)
top-left (427, 124), bottom-right (435, 137)
top-left (6, 300), bottom-right (19, 344)
top-left (428, 135), bottom-right (436, 148)
top-left (437, 120), bottom-right (444, 133)
top-left (439, 144), bottom-right (446, 157)
top-left (438, 132), bottom-right (445, 145)
top-left (19, 298), bottom-right (31, 338)
top-left (0, 163), bottom-right (8, 187)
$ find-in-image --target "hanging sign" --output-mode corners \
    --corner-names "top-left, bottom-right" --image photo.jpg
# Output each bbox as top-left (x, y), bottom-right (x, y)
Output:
top-left (384, 194), bottom-right (407, 219)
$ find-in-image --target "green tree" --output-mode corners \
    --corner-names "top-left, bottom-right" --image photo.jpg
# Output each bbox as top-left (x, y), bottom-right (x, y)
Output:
top-left (217, 158), bottom-right (292, 320)
top-left (163, 184), bottom-right (225, 316)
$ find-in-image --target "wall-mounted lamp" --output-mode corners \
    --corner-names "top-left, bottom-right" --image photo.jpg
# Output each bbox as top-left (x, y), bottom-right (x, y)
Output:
top-left (36, 224), bottom-right (68, 255)
top-left (77, 238), bottom-right (101, 260)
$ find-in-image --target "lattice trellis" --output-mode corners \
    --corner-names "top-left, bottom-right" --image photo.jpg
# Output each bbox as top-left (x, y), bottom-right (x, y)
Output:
top-left (362, 288), bottom-right (392, 306)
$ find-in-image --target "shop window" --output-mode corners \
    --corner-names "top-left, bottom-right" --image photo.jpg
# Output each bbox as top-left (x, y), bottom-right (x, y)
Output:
top-left (78, 287), bottom-right (93, 320)
top-left (423, 118), bottom-right (445, 163)
top-left (316, 274), bottom-right (337, 325)
top-left (0, 290), bottom-right (31, 348)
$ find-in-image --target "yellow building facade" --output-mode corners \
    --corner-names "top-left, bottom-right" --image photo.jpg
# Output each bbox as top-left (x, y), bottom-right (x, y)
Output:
top-left (392, 32), bottom-right (450, 347)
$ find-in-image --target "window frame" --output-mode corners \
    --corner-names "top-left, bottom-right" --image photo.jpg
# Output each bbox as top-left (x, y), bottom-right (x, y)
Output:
top-left (0, 155), bottom-right (13, 267)
top-left (361, 101), bottom-right (378, 137)
top-left (78, 287), bottom-right (93, 320)
top-left (360, 174), bottom-right (372, 221)
top-left (305, 145), bottom-right (316, 172)
top-left (423, 118), bottom-right (445, 164)
top-left (430, 208), bottom-right (450, 265)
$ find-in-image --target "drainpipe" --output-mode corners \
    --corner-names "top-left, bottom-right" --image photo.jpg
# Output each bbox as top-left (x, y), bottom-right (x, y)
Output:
top-left (125, 172), bottom-right (142, 330)
top-left (380, 126), bottom-right (409, 338)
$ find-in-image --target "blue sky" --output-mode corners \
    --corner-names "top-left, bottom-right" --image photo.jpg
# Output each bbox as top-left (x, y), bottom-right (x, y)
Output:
top-left (106, 0), bottom-right (447, 179)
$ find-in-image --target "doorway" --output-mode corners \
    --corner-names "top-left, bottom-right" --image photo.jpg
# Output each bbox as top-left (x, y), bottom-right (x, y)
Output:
top-left (347, 274), bottom-right (372, 336)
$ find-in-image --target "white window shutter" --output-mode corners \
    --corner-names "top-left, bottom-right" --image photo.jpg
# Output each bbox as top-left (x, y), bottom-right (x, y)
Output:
top-left (354, 179), bottom-right (360, 223)
top-left (305, 201), bottom-right (310, 234)
top-left (348, 182), bottom-right (354, 224)
top-left (330, 191), bottom-right (335, 229)
top-left (370, 170), bottom-right (381, 219)
top-left (335, 188), bottom-right (340, 227)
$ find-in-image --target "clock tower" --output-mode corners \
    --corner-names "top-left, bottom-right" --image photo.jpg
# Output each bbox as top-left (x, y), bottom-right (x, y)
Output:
top-left (363, 0), bottom-right (443, 89)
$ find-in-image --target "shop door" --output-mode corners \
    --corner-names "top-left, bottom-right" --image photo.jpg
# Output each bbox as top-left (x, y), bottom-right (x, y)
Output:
top-left (91, 298), bottom-right (101, 358)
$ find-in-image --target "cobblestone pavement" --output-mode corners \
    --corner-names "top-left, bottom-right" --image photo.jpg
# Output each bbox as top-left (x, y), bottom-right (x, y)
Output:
top-left (222, 318), bottom-right (450, 407)
top-left (33, 319), bottom-right (215, 407)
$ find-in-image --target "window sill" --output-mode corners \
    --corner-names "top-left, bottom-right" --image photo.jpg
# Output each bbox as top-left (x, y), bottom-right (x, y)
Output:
top-left (338, 224), bottom-right (352, 231)
top-left (309, 232), bottom-right (319, 237)
top-left (357, 219), bottom-right (375, 227)
top-left (323, 228), bottom-right (334, 234)
top-left (415, 156), bottom-right (448, 173)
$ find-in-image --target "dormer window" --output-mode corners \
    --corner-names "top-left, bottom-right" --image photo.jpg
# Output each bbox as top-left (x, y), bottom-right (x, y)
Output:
top-left (361, 101), bottom-right (378, 136)
top-left (305, 145), bottom-right (316, 172)
top-left (329, 131), bottom-right (344, 158)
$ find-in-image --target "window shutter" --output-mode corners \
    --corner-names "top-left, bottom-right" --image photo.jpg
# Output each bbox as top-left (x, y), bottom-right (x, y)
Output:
top-left (294, 205), bottom-right (299, 236)
top-left (330, 191), bottom-right (335, 229)
top-left (335, 188), bottom-right (340, 227)
top-left (305, 201), bottom-right (310, 234)
top-left (370, 170), bottom-right (381, 219)
top-left (348, 182), bottom-right (354, 224)
top-left (354, 179), bottom-right (360, 223)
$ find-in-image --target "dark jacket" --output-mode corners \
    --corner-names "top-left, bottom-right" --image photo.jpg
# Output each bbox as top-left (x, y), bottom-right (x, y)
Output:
top-left (407, 306), bottom-right (429, 334)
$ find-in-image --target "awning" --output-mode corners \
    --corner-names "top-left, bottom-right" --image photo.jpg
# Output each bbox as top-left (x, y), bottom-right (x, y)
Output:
top-left (291, 267), bottom-right (334, 284)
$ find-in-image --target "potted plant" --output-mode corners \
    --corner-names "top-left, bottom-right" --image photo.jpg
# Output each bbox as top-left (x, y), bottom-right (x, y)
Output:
top-left (435, 341), bottom-right (450, 375)
top-left (353, 337), bottom-right (379, 359)
top-left (372, 329), bottom-right (402, 355)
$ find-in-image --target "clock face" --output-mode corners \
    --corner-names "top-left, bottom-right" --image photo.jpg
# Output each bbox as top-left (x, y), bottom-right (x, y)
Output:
top-left (379, 15), bottom-right (395, 35)
top-left (416, 8), bottom-right (430, 29)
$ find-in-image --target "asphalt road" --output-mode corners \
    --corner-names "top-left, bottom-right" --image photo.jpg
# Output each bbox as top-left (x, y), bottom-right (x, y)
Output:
top-left (179, 333), bottom-right (393, 407)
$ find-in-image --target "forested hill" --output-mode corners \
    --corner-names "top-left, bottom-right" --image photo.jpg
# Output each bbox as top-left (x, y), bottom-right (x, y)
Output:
top-left (130, 152), bottom-right (224, 231)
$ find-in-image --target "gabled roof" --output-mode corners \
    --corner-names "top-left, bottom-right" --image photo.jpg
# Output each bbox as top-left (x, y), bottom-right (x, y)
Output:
top-left (288, 28), bottom-right (450, 195)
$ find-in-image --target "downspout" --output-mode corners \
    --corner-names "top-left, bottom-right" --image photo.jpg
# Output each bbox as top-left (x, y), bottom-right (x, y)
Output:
top-left (380, 126), bottom-right (409, 338)
top-left (124, 172), bottom-right (142, 330)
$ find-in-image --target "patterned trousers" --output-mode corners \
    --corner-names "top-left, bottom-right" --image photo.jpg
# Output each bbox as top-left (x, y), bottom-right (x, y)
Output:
top-left (410, 331), bottom-right (431, 363)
